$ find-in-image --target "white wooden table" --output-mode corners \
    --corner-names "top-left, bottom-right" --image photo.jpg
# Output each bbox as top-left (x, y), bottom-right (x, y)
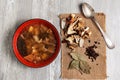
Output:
top-left (0, 0), bottom-right (120, 80)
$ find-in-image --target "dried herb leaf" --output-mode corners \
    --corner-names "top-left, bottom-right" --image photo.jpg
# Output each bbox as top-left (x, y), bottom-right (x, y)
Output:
top-left (70, 52), bottom-right (79, 60)
top-left (69, 52), bottom-right (91, 74)
top-left (70, 52), bottom-right (85, 61)
top-left (79, 60), bottom-right (91, 74)
top-left (69, 60), bottom-right (79, 70)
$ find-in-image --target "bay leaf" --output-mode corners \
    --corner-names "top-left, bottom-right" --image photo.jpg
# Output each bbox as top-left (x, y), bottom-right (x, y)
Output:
top-left (69, 52), bottom-right (91, 74)
top-left (70, 52), bottom-right (85, 61)
top-left (70, 52), bottom-right (79, 60)
top-left (69, 60), bottom-right (79, 70)
top-left (79, 60), bottom-right (91, 74)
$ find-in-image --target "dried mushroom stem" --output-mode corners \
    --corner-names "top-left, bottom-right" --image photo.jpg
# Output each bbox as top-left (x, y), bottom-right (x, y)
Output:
top-left (79, 38), bottom-right (84, 47)
top-left (70, 14), bottom-right (76, 23)
top-left (67, 17), bottom-right (81, 35)
top-left (73, 35), bottom-right (80, 44)
top-left (82, 31), bottom-right (92, 39)
top-left (61, 18), bottom-right (66, 29)
top-left (66, 35), bottom-right (74, 44)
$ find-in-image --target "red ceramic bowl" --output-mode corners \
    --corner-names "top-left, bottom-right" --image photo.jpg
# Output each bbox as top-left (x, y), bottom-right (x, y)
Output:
top-left (12, 19), bottom-right (60, 68)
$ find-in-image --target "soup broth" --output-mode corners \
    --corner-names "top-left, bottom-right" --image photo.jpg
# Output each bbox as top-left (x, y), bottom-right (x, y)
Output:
top-left (17, 23), bottom-right (57, 64)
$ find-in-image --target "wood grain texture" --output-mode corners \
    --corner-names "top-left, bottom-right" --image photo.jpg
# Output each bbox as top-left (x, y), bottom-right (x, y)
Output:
top-left (0, 0), bottom-right (120, 80)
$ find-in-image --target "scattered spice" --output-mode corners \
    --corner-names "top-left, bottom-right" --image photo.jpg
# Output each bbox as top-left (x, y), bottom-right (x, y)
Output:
top-left (94, 41), bottom-right (101, 46)
top-left (94, 41), bottom-right (100, 45)
top-left (85, 45), bottom-right (99, 62)
top-left (94, 41), bottom-right (97, 44)
top-left (88, 40), bottom-right (91, 43)
top-left (98, 42), bottom-right (100, 44)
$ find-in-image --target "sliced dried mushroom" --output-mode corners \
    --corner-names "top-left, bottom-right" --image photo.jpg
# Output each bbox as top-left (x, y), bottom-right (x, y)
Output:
top-left (65, 35), bottom-right (74, 44)
top-left (61, 18), bottom-right (66, 29)
top-left (68, 43), bottom-right (78, 50)
top-left (81, 26), bottom-right (89, 36)
top-left (67, 27), bottom-right (76, 35)
top-left (70, 14), bottom-right (76, 23)
top-left (82, 31), bottom-right (92, 39)
top-left (73, 35), bottom-right (80, 44)
top-left (79, 38), bottom-right (84, 47)
top-left (67, 16), bottom-right (81, 35)
top-left (63, 14), bottom-right (92, 48)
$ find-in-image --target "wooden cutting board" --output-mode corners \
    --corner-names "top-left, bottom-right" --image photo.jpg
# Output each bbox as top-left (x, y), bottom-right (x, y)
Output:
top-left (59, 13), bottom-right (106, 80)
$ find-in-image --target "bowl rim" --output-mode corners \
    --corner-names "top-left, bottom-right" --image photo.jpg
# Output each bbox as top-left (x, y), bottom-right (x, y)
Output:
top-left (12, 18), bottom-right (61, 68)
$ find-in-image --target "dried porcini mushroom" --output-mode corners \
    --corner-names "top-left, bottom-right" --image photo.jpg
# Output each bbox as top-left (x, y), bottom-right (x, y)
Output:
top-left (67, 19), bottom-right (78, 35)
top-left (61, 18), bottom-right (66, 29)
top-left (79, 38), bottom-right (84, 47)
top-left (73, 35), bottom-right (80, 43)
top-left (67, 43), bottom-right (78, 50)
top-left (65, 35), bottom-right (78, 50)
top-left (65, 35), bottom-right (74, 44)
top-left (62, 14), bottom-right (92, 48)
